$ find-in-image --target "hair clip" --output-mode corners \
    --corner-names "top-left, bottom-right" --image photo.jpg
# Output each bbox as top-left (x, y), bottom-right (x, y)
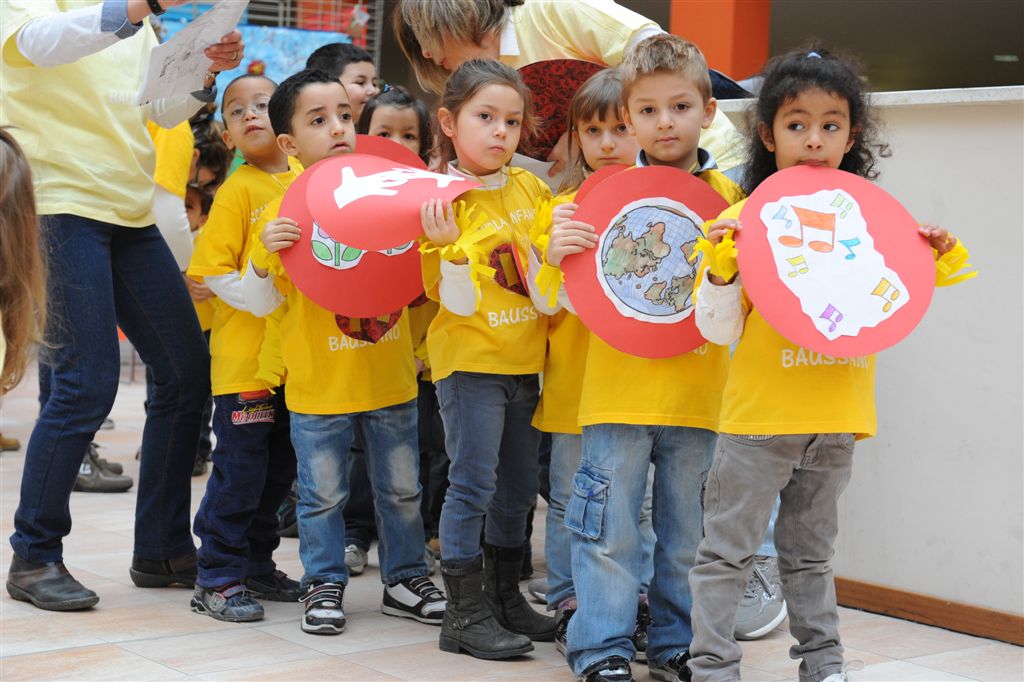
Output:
top-left (807, 51), bottom-right (823, 59)
top-left (381, 82), bottom-right (393, 93)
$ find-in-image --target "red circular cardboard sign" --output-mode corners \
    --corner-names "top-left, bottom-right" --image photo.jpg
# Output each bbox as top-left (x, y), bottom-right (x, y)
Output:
top-left (306, 153), bottom-right (479, 251)
top-left (518, 59), bottom-right (604, 159)
top-left (354, 134), bottom-right (427, 169)
top-left (737, 166), bottom-right (934, 357)
top-left (278, 163), bottom-right (423, 318)
top-left (563, 166), bottom-right (728, 358)
top-left (574, 164), bottom-right (630, 204)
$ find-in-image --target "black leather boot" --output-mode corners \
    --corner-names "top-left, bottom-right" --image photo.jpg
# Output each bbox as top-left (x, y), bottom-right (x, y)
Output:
top-left (439, 556), bottom-right (534, 659)
top-left (482, 543), bottom-right (557, 641)
top-left (6, 554), bottom-right (99, 611)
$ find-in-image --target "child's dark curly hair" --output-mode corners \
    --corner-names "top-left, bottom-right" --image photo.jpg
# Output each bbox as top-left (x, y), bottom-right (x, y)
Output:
top-left (743, 46), bottom-right (889, 194)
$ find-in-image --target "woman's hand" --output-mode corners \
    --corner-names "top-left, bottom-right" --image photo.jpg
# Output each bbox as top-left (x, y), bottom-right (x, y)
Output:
top-left (546, 220), bottom-right (598, 266)
top-left (261, 217), bottom-right (301, 254)
top-left (919, 224), bottom-right (957, 257)
top-left (421, 199), bottom-right (461, 248)
top-left (546, 132), bottom-right (570, 177)
top-left (205, 30), bottom-right (245, 73)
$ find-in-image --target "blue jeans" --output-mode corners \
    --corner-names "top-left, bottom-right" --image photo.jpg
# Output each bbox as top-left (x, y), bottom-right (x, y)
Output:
top-left (194, 389), bottom-right (296, 587)
top-left (435, 372), bottom-right (541, 562)
top-left (567, 424), bottom-right (715, 675)
top-left (289, 400), bottom-right (427, 586)
top-left (11, 215), bottom-right (209, 563)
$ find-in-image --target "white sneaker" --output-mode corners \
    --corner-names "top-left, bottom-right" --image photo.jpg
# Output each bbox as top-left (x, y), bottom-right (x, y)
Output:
top-left (382, 576), bottom-right (446, 624)
top-left (301, 582), bottom-right (345, 635)
top-left (344, 544), bottom-right (368, 576)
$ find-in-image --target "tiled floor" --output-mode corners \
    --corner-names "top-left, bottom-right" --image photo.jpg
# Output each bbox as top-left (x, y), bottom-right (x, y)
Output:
top-left (1, 361), bottom-right (1022, 681)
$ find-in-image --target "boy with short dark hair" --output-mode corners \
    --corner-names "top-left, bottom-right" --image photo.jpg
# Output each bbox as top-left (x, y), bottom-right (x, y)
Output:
top-left (305, 43), bottom-right (380, 123)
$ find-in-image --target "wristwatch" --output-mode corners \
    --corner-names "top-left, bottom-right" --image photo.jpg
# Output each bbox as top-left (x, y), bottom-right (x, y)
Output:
top-left (146, 0), bottom-right (166, 17)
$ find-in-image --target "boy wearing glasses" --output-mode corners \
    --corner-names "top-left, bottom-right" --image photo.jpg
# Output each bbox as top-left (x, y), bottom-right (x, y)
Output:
top-left (185, 74), bottom-right (304, 622)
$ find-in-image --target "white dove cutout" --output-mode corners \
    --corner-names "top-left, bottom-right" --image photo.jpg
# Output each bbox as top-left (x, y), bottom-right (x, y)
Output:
top-left (332, 166), bottom-right (466, 210)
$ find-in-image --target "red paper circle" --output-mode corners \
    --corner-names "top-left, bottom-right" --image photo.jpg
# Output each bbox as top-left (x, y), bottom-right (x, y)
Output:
top-left (278, 163), bottom-right (423, 318)
top-left (355, 134), bottom-right (427, 169)
top-left (563, 166), bottom-right (728, 359)
top-left (518, 59), bottom-right (604, 159)
top-left (574, 164), bottom-right (630, 204)
top-left (306, 153), bottom-right (479, 251)
top-left (737, 166), bottom-right (935, 357)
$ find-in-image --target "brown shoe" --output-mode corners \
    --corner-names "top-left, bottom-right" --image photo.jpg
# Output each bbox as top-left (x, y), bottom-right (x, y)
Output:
top-left (6, 554), bottom-right (99, 611)
top-left (0, 433), bottom-right (21, 451)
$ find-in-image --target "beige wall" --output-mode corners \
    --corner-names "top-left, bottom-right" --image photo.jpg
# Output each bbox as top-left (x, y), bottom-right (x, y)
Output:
top-left (721, 87), bottom-right (1024, 615)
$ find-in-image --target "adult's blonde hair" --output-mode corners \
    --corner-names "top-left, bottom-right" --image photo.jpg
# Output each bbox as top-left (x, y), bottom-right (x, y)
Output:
top-left (0, 128), bottom-right (47, 394)
top-left (620, 34), bottom-right (713, 105)
top-left (393, 0), bottom-right (520, 94)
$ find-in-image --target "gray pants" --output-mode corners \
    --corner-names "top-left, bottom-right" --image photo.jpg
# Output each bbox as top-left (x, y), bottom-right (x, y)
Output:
top-left (688, 433), bottom-right (855, 682)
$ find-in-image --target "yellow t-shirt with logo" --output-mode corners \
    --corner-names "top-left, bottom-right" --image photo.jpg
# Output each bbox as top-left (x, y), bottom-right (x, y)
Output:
top-left (715, 200), bottom-right (878, 438)
top-left (1, 2), bottom-right (160, 226)
top-left (577, 167), bottom-right (745, 430)
top-left (408, 294), bottom-right (439, 381)
top-left (187, 161), bottom-right (301, 395)
top-left (424, 167), bottom-right (551, 382)
top-left (258, 197), bottom-right (419, 415)
top-left (147, 120), bottom-right (194, 200)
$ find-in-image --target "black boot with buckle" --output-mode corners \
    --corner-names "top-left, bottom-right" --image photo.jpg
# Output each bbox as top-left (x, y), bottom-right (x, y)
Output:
top-left (439, 555), bottom-right (533, 660)
top-left (482, 543), bottom-right (558, 641)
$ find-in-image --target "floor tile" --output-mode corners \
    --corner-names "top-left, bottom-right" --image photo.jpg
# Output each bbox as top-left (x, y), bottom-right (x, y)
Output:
top-left (0, 644), bottom-right (188, 680)
top-left (909, 643), bottom-right (1024, 681)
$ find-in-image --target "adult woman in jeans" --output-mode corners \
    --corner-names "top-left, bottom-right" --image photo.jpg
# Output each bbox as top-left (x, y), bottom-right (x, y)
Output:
top-left (1, 0), bottom-right (242, 611)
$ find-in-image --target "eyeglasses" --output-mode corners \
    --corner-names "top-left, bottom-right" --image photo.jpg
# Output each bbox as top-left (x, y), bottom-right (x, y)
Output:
top-left (224, 98), bottom-right (270, 122)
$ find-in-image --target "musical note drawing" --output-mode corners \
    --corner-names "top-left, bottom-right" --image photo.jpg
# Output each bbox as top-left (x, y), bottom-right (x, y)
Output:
top-left (830, 193), bottom-right (854, 219)
top-left (870, 278), bottom-right (901, 312)
top-left (772, 206), bottom-right (793, 230)
top-left (778, 206), bottom-right (836, 252)
top-left (786, 255), bottom-right (809, 278)
top-left (838, 237), bottom-right (861, 260)
top-left (819, 304), bottom-right (843, 333)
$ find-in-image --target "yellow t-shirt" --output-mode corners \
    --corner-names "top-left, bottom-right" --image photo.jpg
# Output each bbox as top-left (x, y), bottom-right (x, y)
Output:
top-left (187, 161), bottom-right (301, 395)
top-left (408, 294), bottom-right (439, 381)
top-left (259, 197), bottom-right (419, 415)
top-left (1, 2), bottom-right (161, 226)
top-left (424, 167), bottom-right (552, 382)
top-left (715, 200), bottom-right (878, 438)
top-left (501, 0), bottom-right (743, 172)
top-left (577, 167), bottom-right (746, 430)
top-left (147, 120), bottom-right (194, 200)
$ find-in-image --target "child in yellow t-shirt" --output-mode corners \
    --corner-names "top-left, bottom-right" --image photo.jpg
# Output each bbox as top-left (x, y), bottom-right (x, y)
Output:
top-left (688, 49), bottom-right (974, 682)
top-left (417, 60), bottom-right (558, 660)
top-left (185, 74), bottom-right (303, 623)
top-left (544, 36), bottom-right (744, 682)
top-left (246, 68), bottom-right (444, 637)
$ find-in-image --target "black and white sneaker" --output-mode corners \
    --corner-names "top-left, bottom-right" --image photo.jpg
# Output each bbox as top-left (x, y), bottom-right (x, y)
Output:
top-left (301, 582), bottom-right (345, 635)
top-left (381, 575), bottom-right (446, 624)
top-left (581, 655), bottom-right (635, 682)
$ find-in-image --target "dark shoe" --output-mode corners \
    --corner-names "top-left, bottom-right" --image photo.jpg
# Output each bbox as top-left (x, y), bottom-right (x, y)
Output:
top-left (301, 582), bottom-right (346, 635)
top-left (130, 554), bottom-right (197, 588)
top-left (191, 455), bottom-right (208, 477)
top-left (245, 569), bottom-right (302, 602)
top-left (100, 417), bottom-right (115, 430)
top-left (482, 543), bottom-right (557, 641)
top-left (582, 656), bottom-right (635, 682)
top-left (554, 605), bottom-right (574, 656)
top-left (0, 433), bottom-right (22, 451)
top-left (632, 599), bottom-right (650, 663)
top-left (88, 442), bottom-right (124, 475)
top-left (74, 446), bottom-right (132, 493)
top-left (276, 485), bottom-right (298, 537)
top-left (382, 575), bottom-right (446, 624)
top-left (6, 554), bottom-right (99, 611)
top-left (190, 582), bottom-right (264, 622)
top-left (648, 651), bottom-right (691, 682)
top-left (439, 556), bottom-right (533, 660)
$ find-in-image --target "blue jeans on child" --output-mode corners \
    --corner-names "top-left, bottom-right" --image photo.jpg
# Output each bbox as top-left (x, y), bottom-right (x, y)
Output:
top-left (546, 433), bottom-right (657, 610)
top-left (11, 215), bottom-right (209, 564)
top-left (289, 400), bottom-right (428, 586)
top-left (193, 389), bottom-right (296, 587)
top-left (567, 423), bottom-right (715, 676)
top-left (435, 372), bottom-right (541, 561)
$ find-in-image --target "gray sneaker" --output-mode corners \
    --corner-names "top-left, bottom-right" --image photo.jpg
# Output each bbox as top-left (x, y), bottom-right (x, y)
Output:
top-left (73, 447), bottom-right (133, 493)
top-left (735, 555), bottom-right (787, 640)
top-left (527, 577), bottom-right (547, 604)
top-left (344, 544), bottom-right (368, 576)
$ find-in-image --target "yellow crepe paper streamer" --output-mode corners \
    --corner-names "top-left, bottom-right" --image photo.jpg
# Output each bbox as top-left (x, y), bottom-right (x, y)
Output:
top-left (529, 197), bottom-right (554, 255)
top-left (535, 262), bottom-right (564, 309)
top-left (688, 231), bottom-right (738, 301)
top-left (934, 240), bottom-right (978, 287)
top-left (419, 200), bottom-right (497, 293)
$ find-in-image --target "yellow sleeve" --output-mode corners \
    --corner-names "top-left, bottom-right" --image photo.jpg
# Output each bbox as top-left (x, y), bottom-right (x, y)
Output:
top-left (187, 178), bottom-right (248, 280)
top-left (149, 121), bottom-right (195, 199)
